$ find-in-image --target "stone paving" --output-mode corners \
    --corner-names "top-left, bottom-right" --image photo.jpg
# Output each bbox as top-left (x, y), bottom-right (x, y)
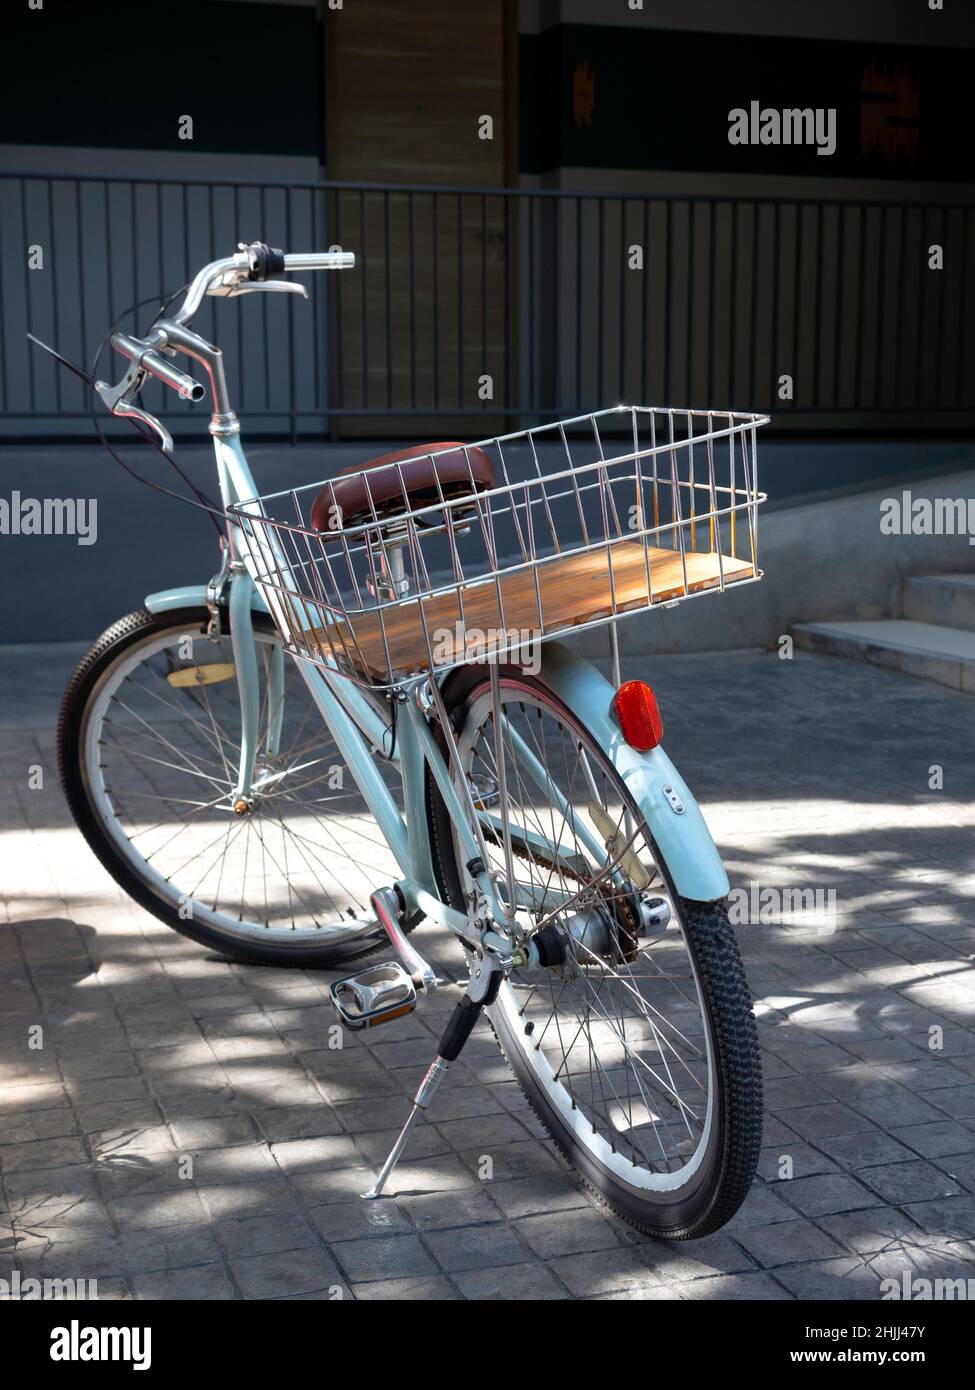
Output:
top-left (1, 638), bottom-right (974, 1300)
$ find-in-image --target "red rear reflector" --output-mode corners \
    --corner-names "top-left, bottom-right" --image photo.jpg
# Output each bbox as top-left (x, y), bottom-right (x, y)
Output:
top-left (613, 680), bottom-right (663, 751)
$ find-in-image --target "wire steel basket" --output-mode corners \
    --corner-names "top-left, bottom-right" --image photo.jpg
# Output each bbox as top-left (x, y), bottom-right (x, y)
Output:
top-left (230, 405), bottom-right (770, 691)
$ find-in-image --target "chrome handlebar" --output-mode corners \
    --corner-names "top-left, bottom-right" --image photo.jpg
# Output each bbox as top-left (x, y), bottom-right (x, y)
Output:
top-left (97, 242), bottom-right (356, 450)
top-left (177, 246), bottom-right (355, 322)
top-left (110, 332), bottom-right (206, 401)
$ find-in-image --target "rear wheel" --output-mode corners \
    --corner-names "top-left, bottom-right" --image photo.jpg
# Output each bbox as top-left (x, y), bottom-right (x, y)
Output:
top-left (58, 606), bottom-right (404, 967)
top-left (426, 663), bottom-right (763, 1238)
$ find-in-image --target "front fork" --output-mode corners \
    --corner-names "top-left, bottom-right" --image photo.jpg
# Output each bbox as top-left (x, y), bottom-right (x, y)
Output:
top-left (225, 563), bottom-right (285, 808)
top-left (227, 565), bottom-right (263, 808)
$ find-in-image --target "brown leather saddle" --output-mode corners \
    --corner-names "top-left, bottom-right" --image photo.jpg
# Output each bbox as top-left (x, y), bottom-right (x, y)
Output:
top-left (310, 442), bottom-right (495, 532)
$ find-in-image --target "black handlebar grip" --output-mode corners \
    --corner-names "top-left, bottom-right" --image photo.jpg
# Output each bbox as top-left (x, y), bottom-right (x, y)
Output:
top-left (248, 243), bottom-right (286, 281)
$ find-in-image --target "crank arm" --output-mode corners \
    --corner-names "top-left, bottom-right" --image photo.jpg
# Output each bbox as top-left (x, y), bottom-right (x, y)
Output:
top-left (371, 887), bottom-right (437, 993)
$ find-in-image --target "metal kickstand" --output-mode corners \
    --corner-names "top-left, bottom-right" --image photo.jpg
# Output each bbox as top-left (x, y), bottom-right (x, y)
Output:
top-left (362, 956), bottom-right (502, 1199)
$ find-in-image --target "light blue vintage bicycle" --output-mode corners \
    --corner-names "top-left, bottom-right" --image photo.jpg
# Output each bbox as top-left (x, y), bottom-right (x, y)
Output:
top-left (55, 242), bottom-right (768, 1237)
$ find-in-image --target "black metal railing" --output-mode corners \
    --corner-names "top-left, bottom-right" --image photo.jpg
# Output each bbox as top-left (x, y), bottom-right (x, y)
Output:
top-left (1, 173), bottom-right (972, 436)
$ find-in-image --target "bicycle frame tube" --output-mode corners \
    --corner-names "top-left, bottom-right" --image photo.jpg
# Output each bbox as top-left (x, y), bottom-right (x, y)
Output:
top-left (198, 430), bottom-right (472, 934)
top-left (212, 434), bottom-right (394, 749)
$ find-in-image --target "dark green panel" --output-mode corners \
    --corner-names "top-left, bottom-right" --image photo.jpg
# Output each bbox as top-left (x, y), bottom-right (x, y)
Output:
top-left (522, 23), bottom-right (968, 182)
top-left (3, 0), bottom-right (323, 157)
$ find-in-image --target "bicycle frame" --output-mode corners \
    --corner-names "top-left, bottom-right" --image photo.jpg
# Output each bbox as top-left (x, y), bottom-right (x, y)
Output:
top-left (128, 245), bottom-right (729, 952)
top-left (148, 426), bottom-right (497, 945)
top-left (144, 410), bottom-right (733, 919)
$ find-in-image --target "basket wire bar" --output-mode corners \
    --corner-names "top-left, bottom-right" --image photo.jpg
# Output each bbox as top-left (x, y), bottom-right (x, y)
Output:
top-left (229, 405), bottom-right (769, 692)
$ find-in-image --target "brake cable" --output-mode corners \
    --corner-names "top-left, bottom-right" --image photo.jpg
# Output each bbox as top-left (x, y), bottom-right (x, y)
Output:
top-left (89, 283), bottom-right (226, 536)
top-left (28, 284), bottom-right (229, 537)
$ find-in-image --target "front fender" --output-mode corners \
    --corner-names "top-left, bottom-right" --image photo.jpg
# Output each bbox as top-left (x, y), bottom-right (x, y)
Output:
top-left (538, 642), bottom-right (729, 903)
top-left (144, 583), bottom-right (269, 615)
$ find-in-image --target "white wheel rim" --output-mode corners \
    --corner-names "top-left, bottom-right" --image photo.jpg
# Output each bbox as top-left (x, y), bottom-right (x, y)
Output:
top-left (458, 681), bottom-right (716, 1193)
top-left (81, 622), bottom-right (399, 948)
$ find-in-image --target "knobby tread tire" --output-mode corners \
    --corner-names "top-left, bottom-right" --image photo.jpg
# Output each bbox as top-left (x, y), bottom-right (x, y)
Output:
top-left (424, 663), bottom-right (763, 1239)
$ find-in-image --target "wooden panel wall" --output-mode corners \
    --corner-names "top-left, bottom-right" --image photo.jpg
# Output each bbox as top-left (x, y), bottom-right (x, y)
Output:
top-left (325, 0), bottom-right (507, 185)
top-left (324, 1), bottom-right (514, 436)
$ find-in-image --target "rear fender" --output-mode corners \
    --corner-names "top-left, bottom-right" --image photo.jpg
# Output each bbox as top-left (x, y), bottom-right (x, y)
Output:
top-left (537, 642), bottom-right (729, 903)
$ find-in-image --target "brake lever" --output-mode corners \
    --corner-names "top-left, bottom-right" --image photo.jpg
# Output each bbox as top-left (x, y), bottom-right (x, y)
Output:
top-left (95, 364), bottom-right (174, 454)
top-left (107, 398), bottom-right (174, 454)
top-left (207, 278), bottom-right (308, 300)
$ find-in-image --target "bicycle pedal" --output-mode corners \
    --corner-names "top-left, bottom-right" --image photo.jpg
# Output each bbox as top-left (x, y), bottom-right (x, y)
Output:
top-left (330, 961), bottom-right (417, 1030)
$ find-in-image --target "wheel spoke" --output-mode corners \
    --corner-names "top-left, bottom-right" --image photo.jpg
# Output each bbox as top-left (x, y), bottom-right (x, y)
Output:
top-left (84, 623), bottom-right (399, 944)
top-left (456, 676), bottom-right (714, 1183)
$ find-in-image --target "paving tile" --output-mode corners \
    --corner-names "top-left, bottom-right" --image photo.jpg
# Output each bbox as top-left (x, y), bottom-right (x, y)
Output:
top-left (773, 1174), bottom-right (885, 1219)
top-left (231, 1247), bottom-right (347, 1299)
top-left (902, 1197), bottom-right (975, 1247)
top-left (732, 1220), bottom-right (847, 1268)
top-left (931, 1151), bottom-right (975, 1193)
top-left (0, 1109), bottom-right (81, 1144)
top-left (351, 1124), bottom-right (451, 1166)
top-left (434, 1113), bottom-right (533, 1151)
top-left (395, 1188), bottom-right (503, 1232)
top-left (107, 1189), bottom-right (210, 1231)
top-left (352, 1275), bottom-right (459, 1300)
top-left (724, 1183), bottom-right (804, 1229)
top-left (3, 1164), bottom-right (99, 1202)
top-left (764, 1077), bottom-right (838, 1111)
top-left (676, 1272), bottom-right (795, 1299)
top-left (288, 1167), bottom-right (379, 1206)
top-left (758, 1142), bottom-right (839, 1181)
top-left (455, 1140), bottom-right (562, 1182)
top-left (132, 1263), bottom-right (238, 1300)
top-left (362, 1154), bottom-right (477, 1195)
top-left (547, 1247), bottom-right (663, 1298)
top-left (513, 1210), bottom-right (621, 1259)
top-left (168, 1115), bottom-right (259, 1150)
top-left (857, 1160), bottom-right (961, 1206)
top-left (270, 1136), bottom-right (361, 1174)
top-left (197, 1178), bottom-right (301, 1222)
top-left (78, 1103), bottom-right (162, 1137)
top-left (929, 1085), bottom-right (975, 1120)
top-left (854, 1091), bottom-right (950, 1127)
top-left (251, 1105), bottom-right (344, 1143)
top-left (486, 1175), bottom-right (589, 1220)
top-left (811, 1129), bottom-right (919, 1169)
top-left (215, 1213), bottom-right (319, 1258)
top-left (783, 1103), bottom-right (876, 1140)
top-left (425, 1223), bottom-right (531, 1273)
top-left (640, 1234), bottom-right (757, 1280)
top-left (0, 1136), bottom-right (89, 1172)
top-left (307, 1200), bottom-right (412, 1243)
top-left (771, 1257), bottom-right (887, 1300)
top-left (330, 1234), bottom-right (438, 1282)
top-left (455, 1263), bottom-right (568, 1299)
top-left (817, 1205), bottom-right (923, 1254)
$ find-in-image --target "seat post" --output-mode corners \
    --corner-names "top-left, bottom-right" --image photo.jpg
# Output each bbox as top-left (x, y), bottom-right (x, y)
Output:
top-left (370, 532), bottom-right (410, 601)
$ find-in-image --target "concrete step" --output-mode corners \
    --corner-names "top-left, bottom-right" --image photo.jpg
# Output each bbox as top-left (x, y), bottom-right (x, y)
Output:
top-left (903, 572), bottom-right (975, 631)
top-left (792, 619), bottom-right (975, 694)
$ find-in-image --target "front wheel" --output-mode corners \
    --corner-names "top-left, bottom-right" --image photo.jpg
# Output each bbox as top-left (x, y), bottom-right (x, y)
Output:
top-left (58, 606), bottom-right (404, 967)
top-left (425, 663), bottom-right (763, 1239)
